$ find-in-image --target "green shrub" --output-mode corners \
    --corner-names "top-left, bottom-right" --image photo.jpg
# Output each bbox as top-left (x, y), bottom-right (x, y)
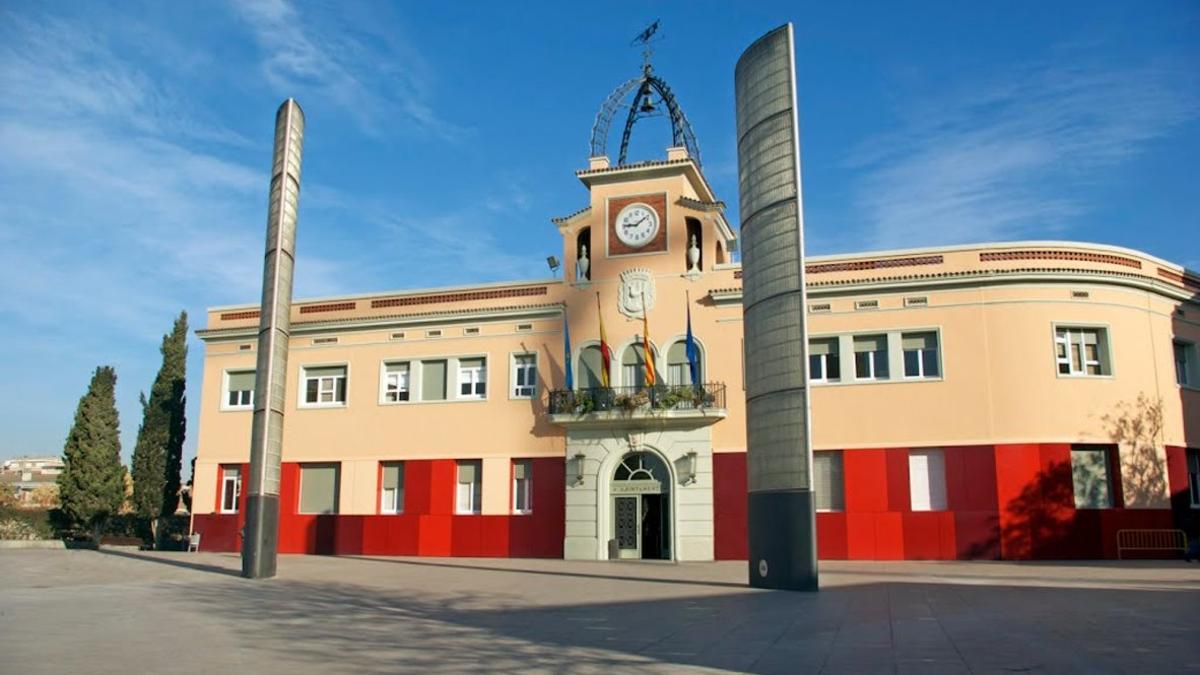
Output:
top-left (0, 507), bottom-right (59, 540)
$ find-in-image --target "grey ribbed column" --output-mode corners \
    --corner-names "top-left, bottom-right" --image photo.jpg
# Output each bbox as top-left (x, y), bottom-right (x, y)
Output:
top-left (243, 99), bottom-right (305, 579)
top-left (735, 24), bottom-right (817, 591)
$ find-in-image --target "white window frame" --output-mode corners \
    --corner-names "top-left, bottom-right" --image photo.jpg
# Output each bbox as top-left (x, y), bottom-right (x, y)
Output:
top-left (511, 352), bottom-right (538, 399)
top-left (221, 370), bottom-right (255, 411)
top-left (380, 462), bottom-right (404, 514)
top-left (456, 460), bottom-right (482, 515)
top-left (908, 449), bottom-right (947, 512)
top-left (901, 331), bottom-right (941, 380)
top-left (512, 460), bottom-right (532, 514)
top-left (1053, 325), bottom-right (1111, 378)
top-left (808, 337), bottom-right (840, 384)
top-left (299, 363), bottom-right (349, 408)
top-left (853, 334), bottom-right (889, 381)
top-left (379, 361), bottom-right (411, 404)
top-left (457, 357), bottom-right (488, 400)
top-left (219, 466), bottom-right (241, 514)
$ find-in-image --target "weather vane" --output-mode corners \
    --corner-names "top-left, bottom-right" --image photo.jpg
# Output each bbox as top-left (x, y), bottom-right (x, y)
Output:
top-left (631, 20), bottom-right (661, 72)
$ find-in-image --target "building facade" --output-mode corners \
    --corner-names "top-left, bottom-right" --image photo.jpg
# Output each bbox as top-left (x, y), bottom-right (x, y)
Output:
top-left (190, 142), bottom-right (1200, 560)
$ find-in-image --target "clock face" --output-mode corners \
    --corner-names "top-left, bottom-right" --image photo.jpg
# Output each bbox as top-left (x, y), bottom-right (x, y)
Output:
top-left (615, 203), bottom-right (660, 248)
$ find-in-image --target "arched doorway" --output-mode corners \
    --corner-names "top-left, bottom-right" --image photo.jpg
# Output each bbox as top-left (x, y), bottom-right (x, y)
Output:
top-left (610, 451), bottom-right (671, 560)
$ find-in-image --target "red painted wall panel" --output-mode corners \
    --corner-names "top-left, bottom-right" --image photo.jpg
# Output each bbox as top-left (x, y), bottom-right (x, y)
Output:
top-left (713, 452), bottom-right (748, 560)
top-left (815, 512), bottom-right (848, 559)
top-left (994, 444), bottom-right (1041, 559)
top-left (195, 446), bottom-right (1174, 560)
top-left (885, 449), bottom-right (911, 512)
top-left (844, 449), bottom-right (888, 513)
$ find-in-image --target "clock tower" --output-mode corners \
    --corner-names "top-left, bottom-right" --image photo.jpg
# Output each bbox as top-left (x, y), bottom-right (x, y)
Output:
top-left (547, 38), bottom-right (739, 562)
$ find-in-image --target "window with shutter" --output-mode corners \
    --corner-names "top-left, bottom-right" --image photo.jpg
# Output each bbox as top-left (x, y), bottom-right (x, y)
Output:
top-left (299, 464), bottom-right (340, 514)
top-left (225, 370), bottom-right (256, 409)
top-left (902, 331), bottom-right (940, 378)
top-left (456, 460), bottom-right (481, 514)
top-left (512, 460), bottom-right (532, 513)
top-left (380, 462), bottom-right (404, 513)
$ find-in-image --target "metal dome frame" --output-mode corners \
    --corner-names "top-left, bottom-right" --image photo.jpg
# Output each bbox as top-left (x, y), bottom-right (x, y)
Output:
top-left (589, 65), bottom-right (702, 167)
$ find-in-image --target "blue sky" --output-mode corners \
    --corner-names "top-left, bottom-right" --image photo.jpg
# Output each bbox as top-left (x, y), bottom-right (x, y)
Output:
top-left (1, 1), bottom-right (1197, 467)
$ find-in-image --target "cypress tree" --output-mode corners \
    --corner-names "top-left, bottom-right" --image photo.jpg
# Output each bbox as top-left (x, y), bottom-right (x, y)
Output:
top-left (58, 366), bottom-right (126, 542)
top-left (131, 311), bottom-right (188, 545)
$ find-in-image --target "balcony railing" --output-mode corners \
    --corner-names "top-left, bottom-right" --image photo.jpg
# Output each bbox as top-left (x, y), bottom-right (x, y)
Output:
top-left (548, 383), bottom-right (726, 416)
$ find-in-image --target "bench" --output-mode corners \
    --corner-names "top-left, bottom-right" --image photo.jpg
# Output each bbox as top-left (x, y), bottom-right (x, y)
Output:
top-left (1116, 529), bottom-right (1187, 559)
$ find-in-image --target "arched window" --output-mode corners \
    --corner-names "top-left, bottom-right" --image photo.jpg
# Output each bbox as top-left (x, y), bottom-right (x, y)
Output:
top-left (685, 218), bottom-right (703, 273)
top-left (576, 227), bottom-right (592, 281)
top-left (578, 344), bottom-right (604, 389)
top-left (621, 343), bottom-right (660, 388)
top-left (666, 340), bottom-right (703, 386)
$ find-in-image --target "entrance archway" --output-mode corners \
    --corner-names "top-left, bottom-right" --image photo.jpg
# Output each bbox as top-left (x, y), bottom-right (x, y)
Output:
top-left (610, 451), bottom-right (671, 560)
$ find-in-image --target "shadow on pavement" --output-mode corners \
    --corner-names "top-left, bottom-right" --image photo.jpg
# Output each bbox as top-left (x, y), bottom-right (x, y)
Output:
top-left (169, 562), bottom-right (1200, 674)
top-left (342, 555), bottom-right (748, 590)
top-left (96, 548), bottom-right (243, 578)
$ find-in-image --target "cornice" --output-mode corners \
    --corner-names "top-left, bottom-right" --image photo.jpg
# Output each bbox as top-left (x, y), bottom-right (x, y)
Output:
top-left (197, 302), bottom-right (564, 342)
top-left (709, 267), bottom-right (1200, 305)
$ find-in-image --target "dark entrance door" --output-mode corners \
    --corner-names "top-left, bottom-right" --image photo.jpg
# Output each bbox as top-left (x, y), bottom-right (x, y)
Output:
top-left (640, 494), bottom-right (667, 560)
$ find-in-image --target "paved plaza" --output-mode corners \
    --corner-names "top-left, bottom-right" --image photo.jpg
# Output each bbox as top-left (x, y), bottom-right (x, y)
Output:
top-left (1, 550), bottom-right (1197, 674)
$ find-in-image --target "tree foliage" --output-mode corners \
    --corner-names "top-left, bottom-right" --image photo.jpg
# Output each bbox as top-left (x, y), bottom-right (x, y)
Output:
top-left (131, 312), bottom-right (189, 532)
top-left (58, 366), bottom-right (126, 537)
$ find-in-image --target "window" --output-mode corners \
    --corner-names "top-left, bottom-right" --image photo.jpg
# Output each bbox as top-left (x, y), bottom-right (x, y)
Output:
top-left (909, 449), bottom-right (947, 511)
top-left (299, 464), bottom-right (339, 514)
top-left (421, 360), bottom-right (447, 401)
top-left (1176, 341), bottom-right (1195, 387)
top-left (302, 366), bottom-right (347, 406)
top-left (456, 460), bottom-right (481, 514)
top-left (813, 451), bottom-right (843, 511)
top-left (853, 335), bottom-right (889, 380)
top-left (513, 460), bottom-right (532, 513)
top-left (512, 354), bottom-right (537, 398)
top-left (1055, 327), bottom-right (1109, 376)
top-left (578, 345), bottom-right (604, 389)
top-left (380, 462), bottom-right (404, 514)
top-left (219, 466), bottom-right (241, 514)
top-left (621, 345), bottom-right (652, 388)
top-left (1070, 445), bottom-right (1115, 509)
top-left (225, 371), bottom-right (255, 409)
top-left (666, 341), bottom-right (702, 386)
top-left (382, 362), bottom-right (410, 402)
top-left (1188, 449), bottom-right (1200, 508)
top-left (458, 358), bottom-right (487, 398)
top-left (809, 338), bottom-right (840, 383)
top-left (902, 331), bottom-right (940, 378)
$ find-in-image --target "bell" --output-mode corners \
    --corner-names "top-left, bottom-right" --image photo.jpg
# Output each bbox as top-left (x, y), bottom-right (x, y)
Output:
top-left (639, 93), bottom-right (655, 113)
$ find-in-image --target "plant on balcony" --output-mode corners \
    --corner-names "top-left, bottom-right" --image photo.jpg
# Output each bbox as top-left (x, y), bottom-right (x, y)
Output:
top-left (615, 389), bottom-right (650, 413)
top-left (573, 390), bottom-right (595, 415)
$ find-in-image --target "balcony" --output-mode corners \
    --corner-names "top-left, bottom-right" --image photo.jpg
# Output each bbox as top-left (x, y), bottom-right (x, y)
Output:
top-left (547, 383), bottom-right (728, 428)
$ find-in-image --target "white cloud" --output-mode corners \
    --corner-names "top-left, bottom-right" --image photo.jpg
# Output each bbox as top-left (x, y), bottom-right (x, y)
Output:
top-left (846, 60), bottom-right (1199, 250)
top-left (229, 0), bottom-right (468, 141)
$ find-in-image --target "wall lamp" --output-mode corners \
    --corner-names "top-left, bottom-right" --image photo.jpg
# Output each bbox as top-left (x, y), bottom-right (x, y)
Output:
top-left (678, 450), bottom-right (698, 485)
top-left (570, 452), bottom-right (586, 486)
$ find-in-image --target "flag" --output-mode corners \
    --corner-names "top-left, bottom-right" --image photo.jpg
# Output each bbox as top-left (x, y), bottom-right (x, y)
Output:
top-left (596, 293), bottom-right (611, 388)
top-left (563, 307), bottom-right (574, 390)
top-left (686, 291), bottom-right (700, 387)
top-left (641, 291), bottom-right (656, 387)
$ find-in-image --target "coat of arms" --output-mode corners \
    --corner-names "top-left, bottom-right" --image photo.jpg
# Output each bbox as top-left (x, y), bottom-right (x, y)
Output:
top-left (618, 268), bottom-right (655, 318)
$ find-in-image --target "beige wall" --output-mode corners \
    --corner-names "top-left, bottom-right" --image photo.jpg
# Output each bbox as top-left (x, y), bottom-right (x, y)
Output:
top-left (194, 156), bottom-right (1200, 516)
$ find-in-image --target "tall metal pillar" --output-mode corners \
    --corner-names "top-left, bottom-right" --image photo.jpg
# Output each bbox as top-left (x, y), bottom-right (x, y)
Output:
top-left (735, 24), bottom-right (818, 591)
top-left (243, 99), bottom-right (305, 579)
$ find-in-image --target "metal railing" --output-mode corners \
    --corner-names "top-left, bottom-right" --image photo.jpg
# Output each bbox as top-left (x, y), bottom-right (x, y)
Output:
top-left (548, 383), bottom-right (726, 416)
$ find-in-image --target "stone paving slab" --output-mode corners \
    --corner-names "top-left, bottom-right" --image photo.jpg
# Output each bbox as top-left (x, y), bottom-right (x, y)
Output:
top-left (1, 550), bottom-right (1197, 674)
